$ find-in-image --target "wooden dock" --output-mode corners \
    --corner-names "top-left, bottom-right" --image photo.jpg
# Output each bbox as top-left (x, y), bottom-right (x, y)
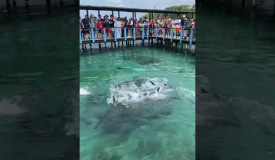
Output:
top-left (80, 36), bottom-right (196, 53)
top-left (80, 5), bottom-right (196, 53)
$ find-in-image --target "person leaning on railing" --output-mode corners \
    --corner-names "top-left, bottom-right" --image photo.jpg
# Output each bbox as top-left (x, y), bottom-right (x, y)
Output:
top-left (182, 18), bottom-right (188, 39)
top-left (109, 15), bottom-right (115, 38)
top-left (96, 18), bottom-right (103, 39)
top-left (103, 15), bottom-right (111, 39)
top-left (138, 18), bottom-right (144, 37)
top-left (90, 15), bottom-right (97, 39)
top-left (149, 18), bottom-right (155, 36)
top-left (166, 19), bottom-right (172, 38)
top-left (191, 19), bottom-right (196, 41)
top-left (81, 15), bottom-right (91, 40)
top-left (143, 17), bottom-right (149, 37)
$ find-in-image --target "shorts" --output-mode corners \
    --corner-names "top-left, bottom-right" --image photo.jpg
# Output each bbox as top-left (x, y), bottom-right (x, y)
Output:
top-left (106, 28), bottom-right (111, 33)
top-left (176, 27), bottom-right (180, 33)
top-left (98, 29), bottom-right (103, 34)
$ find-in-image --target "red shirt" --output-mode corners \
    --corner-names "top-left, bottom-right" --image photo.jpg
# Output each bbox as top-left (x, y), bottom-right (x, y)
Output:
top-left (97, 22), bottom-right (103, 29)
top-left (149, 20), bottom-right (154, 28)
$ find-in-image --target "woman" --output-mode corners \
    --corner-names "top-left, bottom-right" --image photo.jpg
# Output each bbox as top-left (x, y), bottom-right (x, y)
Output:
top-left (175, 18), bottom-right (181, 39)
top-left (103, 15), bottom-right (111, 39)
top-left (138, 18), bottom-right (144, 37)
top-left (127, 18), bottom-right (133, 37)
top-left (149, 18), bottom-right (155, 36)
top-left (115, 17), bottom-right (122, 39)
top-left (191, 19), bottom-right (196, 41)
top-left (166, 19), bottom-right (171, 38)
top-left (96, 19), bottom-right (103, 39)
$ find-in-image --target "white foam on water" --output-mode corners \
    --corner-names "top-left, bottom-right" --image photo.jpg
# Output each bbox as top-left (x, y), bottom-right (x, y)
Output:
top-left (0, 99), bottom-right (26, 116)
top-left (177, 87), bottom-right (195, 101)
top-left (107, 77), bottom-right (177, 107)
top-left (80, 87), bottom-right (91, 95)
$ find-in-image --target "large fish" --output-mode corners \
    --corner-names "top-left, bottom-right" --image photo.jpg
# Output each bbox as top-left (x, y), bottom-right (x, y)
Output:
top-left (107, 77), bottom-right (178, 107)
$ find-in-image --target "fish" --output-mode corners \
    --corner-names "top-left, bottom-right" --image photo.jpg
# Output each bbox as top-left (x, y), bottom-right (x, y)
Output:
top-left (108, 77), bottom-right (177, 107)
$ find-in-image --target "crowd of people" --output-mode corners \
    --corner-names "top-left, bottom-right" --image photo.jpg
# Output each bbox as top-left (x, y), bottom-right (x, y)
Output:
top-left (80, 14), bottom-right (196, 41)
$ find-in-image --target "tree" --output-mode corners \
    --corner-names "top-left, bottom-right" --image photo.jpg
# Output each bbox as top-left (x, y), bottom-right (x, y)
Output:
top-left (142, 5), bottom-right (195, 20)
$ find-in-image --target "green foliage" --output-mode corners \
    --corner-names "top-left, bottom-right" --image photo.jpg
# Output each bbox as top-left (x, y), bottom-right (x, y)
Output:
top-left (141, 5), bottom-right (195, 20)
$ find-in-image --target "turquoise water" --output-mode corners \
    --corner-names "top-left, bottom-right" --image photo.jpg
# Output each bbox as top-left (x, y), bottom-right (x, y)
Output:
top-left (80, 48), bottom-right (195, 160)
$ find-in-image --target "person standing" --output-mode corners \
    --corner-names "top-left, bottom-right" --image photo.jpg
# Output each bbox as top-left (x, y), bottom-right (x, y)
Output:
top-left (156, 16), bottom-right (161, 37)
top-left (103, 15), bottom-right (111, 39)
top-left (81, 15), bottom-right (91, 29)
top-left (115, 17), bottom-right (122, 39)
top-left (109, 15), bottom-right (115, 38)
top-left (183, 18), bottom-right (188, 39)
top-left (143, 17), bottom-right (149, 37)
top-left (191, 19), bottom-right (196, 41)
top-left (96, 19), bottom-right (103, 39)
top-left (166, 19), bottom-right (171, 38)
top-left (81, 15), bottom-right (91, 40)
top-left (127, 18), bottom-right (133, 37)
top-left (175, 17), bottom-right (181, 38)
top-left (123, 17), bottom-right (128, 38)
top-left (149, 18), bottom-right (155, 36)
top-left (90, 15), bottom-right (97, 38)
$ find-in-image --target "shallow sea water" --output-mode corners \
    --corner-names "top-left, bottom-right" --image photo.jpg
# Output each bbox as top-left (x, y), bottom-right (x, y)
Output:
top-left (80, 48), bottom-right (195, 160)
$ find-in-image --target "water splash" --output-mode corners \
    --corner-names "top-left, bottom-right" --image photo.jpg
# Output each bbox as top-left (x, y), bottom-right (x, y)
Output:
top-left (107, 77), bottom-right (179, 107)
top-left (80, 87), bottom-right (91, 95)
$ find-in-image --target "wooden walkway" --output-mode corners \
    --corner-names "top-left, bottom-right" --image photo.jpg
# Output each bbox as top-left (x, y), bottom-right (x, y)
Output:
top-left (81, 36), bottom-right (196, 44)
top-left (80, 36), bottom-right (195, 53)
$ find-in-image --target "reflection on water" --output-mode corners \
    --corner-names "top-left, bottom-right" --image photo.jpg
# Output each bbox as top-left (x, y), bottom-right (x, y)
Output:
top-left (196, 10), bottom-right (275, 159)
top-left (0, 14), bottom-right (78, 159)
top-left (80, 48), bottom-right (195, 160)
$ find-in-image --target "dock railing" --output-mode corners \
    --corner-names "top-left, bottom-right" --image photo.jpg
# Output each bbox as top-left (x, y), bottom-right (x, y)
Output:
top-left (80, 26), bottom-right (196, 45)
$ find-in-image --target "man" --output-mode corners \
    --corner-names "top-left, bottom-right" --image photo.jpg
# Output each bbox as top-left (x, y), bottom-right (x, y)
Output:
top-left (109, 15), bottom-right (115, 38)
top-left (181, 15), bottom-right (186, 28)
top-left (103, 15), bottom-right (111, 38)
top-left (143, 16), bottom-right (148, 27)
top-left (183, 18), bottom-right (189, 39)
top-left (81, 15), bottom-right (91, 29)
top-left (81, 15), bottom-right (91, 40)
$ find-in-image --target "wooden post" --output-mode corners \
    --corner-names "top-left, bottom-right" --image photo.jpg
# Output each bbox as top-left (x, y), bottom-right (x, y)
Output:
top-left (99, 43), bottom-right (101, 51)
top-left (60, 0), bottom-right (64, 8)
top-left (86, 10), bottom-right (89, 17)
top-left (112, 10), bottom-right (114, 16)
top-left (98, 10), bottom-right (100, 16)
top-left (118, 11), bottom-right (120, 17)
